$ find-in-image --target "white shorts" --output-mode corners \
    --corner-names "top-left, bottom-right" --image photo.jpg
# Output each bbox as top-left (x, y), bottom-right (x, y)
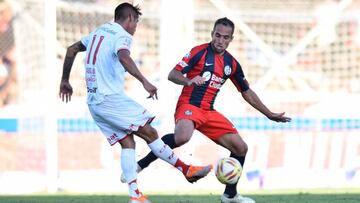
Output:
top-left (88, 94), bottom-right (155, 145)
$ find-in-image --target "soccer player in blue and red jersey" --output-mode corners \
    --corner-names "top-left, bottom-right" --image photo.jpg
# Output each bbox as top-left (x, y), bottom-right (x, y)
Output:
top-left (129, 17), bottom-right (291, 203)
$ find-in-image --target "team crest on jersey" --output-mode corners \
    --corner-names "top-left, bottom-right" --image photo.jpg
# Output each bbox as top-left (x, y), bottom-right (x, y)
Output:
top-left (185, 110), bottom-right (192, 116)
top-left (224, 65), bottom-right (231, 76)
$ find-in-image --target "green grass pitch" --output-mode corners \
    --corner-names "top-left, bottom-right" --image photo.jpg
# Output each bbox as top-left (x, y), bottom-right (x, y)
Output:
top-left (0, 189), bottom-right (359, 203)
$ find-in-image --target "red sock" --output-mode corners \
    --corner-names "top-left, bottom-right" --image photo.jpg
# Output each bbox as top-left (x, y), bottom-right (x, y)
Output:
top-left (174, 159), bottom-right (190, 175)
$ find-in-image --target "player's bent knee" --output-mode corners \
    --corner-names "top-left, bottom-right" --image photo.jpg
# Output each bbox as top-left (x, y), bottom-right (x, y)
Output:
top-left (119, 136), bottom-right (136, 148)
top-left (242, 143), bottom-right (248, 155)
top-left (144, 124), bottom-right (159, 140)
top-left (234, 142), bottom-right (248, 156)
top-left (137, 124), bottom-right (159, 143)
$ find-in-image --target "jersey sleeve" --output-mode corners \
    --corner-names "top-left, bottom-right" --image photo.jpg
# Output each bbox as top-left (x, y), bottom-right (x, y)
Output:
top-left (114, 35), bottom-right (132, 55)
top-left (81, 33), bottom-right (91, 47)
top-left (230, 60), bottom-right (250, 92)
top-left (175, 45), bottom-right (206, 74)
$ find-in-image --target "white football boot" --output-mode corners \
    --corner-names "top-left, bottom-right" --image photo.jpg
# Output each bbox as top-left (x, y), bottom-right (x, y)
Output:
top-left (221, 194), bottom-right (255, 203)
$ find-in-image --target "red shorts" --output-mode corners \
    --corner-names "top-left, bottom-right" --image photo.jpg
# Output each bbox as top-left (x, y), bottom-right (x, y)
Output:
top-left (175, 104), bottom-right (238, 140)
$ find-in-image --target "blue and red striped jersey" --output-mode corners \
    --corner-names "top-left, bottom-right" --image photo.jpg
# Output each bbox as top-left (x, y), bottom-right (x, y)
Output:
top-left (175, 43), bottom-right (249, 110)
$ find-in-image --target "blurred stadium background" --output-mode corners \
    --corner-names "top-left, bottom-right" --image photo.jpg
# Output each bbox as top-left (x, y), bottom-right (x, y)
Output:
top-left (0, 0), bottom-right (359, 195)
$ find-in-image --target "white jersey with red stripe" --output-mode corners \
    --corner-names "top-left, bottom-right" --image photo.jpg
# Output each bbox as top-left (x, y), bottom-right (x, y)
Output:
top-left (81, 22), bottom-right (132, 104)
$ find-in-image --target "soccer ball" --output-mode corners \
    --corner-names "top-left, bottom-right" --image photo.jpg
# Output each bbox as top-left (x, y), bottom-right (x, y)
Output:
top-left (215, 157), bottom-right (242, 184)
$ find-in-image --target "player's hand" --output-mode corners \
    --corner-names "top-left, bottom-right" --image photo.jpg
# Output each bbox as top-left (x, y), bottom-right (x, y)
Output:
top-left (59, 80), bottom-right (73, 103)
top-left (188, 75), bottom-right (206, 86)
top-left (267, 112), bottom-right (291, 123)
top-left (143, 80), bottom-right (158, 100)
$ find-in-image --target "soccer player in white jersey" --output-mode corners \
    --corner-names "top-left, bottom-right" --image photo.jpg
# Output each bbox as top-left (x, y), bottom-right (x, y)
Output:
top-left (59, 3), bottom-right (212, 203)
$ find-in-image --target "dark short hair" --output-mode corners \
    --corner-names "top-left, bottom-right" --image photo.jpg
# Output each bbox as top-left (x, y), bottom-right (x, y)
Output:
top-left (114, 2), bottom-right (142, 21)
top-left (213, 17), bottom-right (235, 35)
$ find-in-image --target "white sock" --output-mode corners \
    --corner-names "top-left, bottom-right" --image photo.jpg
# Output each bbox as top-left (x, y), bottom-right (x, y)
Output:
top-left (148, 138), bottom-right (179, 166)
top-left (121, 148), bottom-right (140, 198)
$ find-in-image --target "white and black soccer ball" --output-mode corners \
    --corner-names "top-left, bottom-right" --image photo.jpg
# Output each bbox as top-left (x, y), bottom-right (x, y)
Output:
top-left (215, 157), bottom-right (242, 184)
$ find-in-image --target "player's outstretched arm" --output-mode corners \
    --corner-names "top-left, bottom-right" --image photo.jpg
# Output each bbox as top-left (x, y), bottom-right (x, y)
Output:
top-left (241, 88), bottom-right (291, 123)
top-left (59, 41), bottom-right (86, 103)
top-left (118, 49), bottom-right (157, 99)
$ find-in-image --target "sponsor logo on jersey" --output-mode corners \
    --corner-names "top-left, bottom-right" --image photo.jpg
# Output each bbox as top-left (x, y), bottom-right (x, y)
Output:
top-left (86, 76), bottom-right (96, 82)
top-left (86, 67), bottom-right (96, 74)
top-left (107, 133), bottom-right (118, 143)
top-left (202, 71), bottom-right (212, 81)
top-left (209, 74), bottom-right (225, 89)
top-left (87, 87), bottom-right (98, 93)
top-left (185, 110), bottom-right (192, 115)
top-left (100, 26), bottom-right (117, 35)
top-left (224, 65), bottom-right (231, 76)
top-left (205, 62), bottom-right (214, 66)
top-left (86, 67), bottom-right (97, 82)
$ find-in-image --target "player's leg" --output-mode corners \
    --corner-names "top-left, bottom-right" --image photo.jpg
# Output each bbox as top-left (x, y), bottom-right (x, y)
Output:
top-left (173, 119), bottom-right (196, 146)
top-left (199, 111), bottom-right (254, 203)
top-left (127, 120), bottom-right (203, 183)
top-left (137, 119), bottom-right (194, 170)
top-left (174, 119), bottom-right (213, 182)
top-left (135, 123), bottom-right (185, 172)
top-left (217, 134), bottom-right (247, 191)
top-left (117, 135), bottom-right (150, 203)
top-left (136, 103), bottom-right (203, 171)
top-left (217, 133), bottom-right (248, 164)
top-left (134, 122), bottom-right (212, 183)
top-left (217, 133), bottom-right (255, 203)
top-left (88, 103), bottom-right (151, 203)
top-left (137, 133), bottom-right (176, 170)
top-left (121, 133), bottom-right (175, 183)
